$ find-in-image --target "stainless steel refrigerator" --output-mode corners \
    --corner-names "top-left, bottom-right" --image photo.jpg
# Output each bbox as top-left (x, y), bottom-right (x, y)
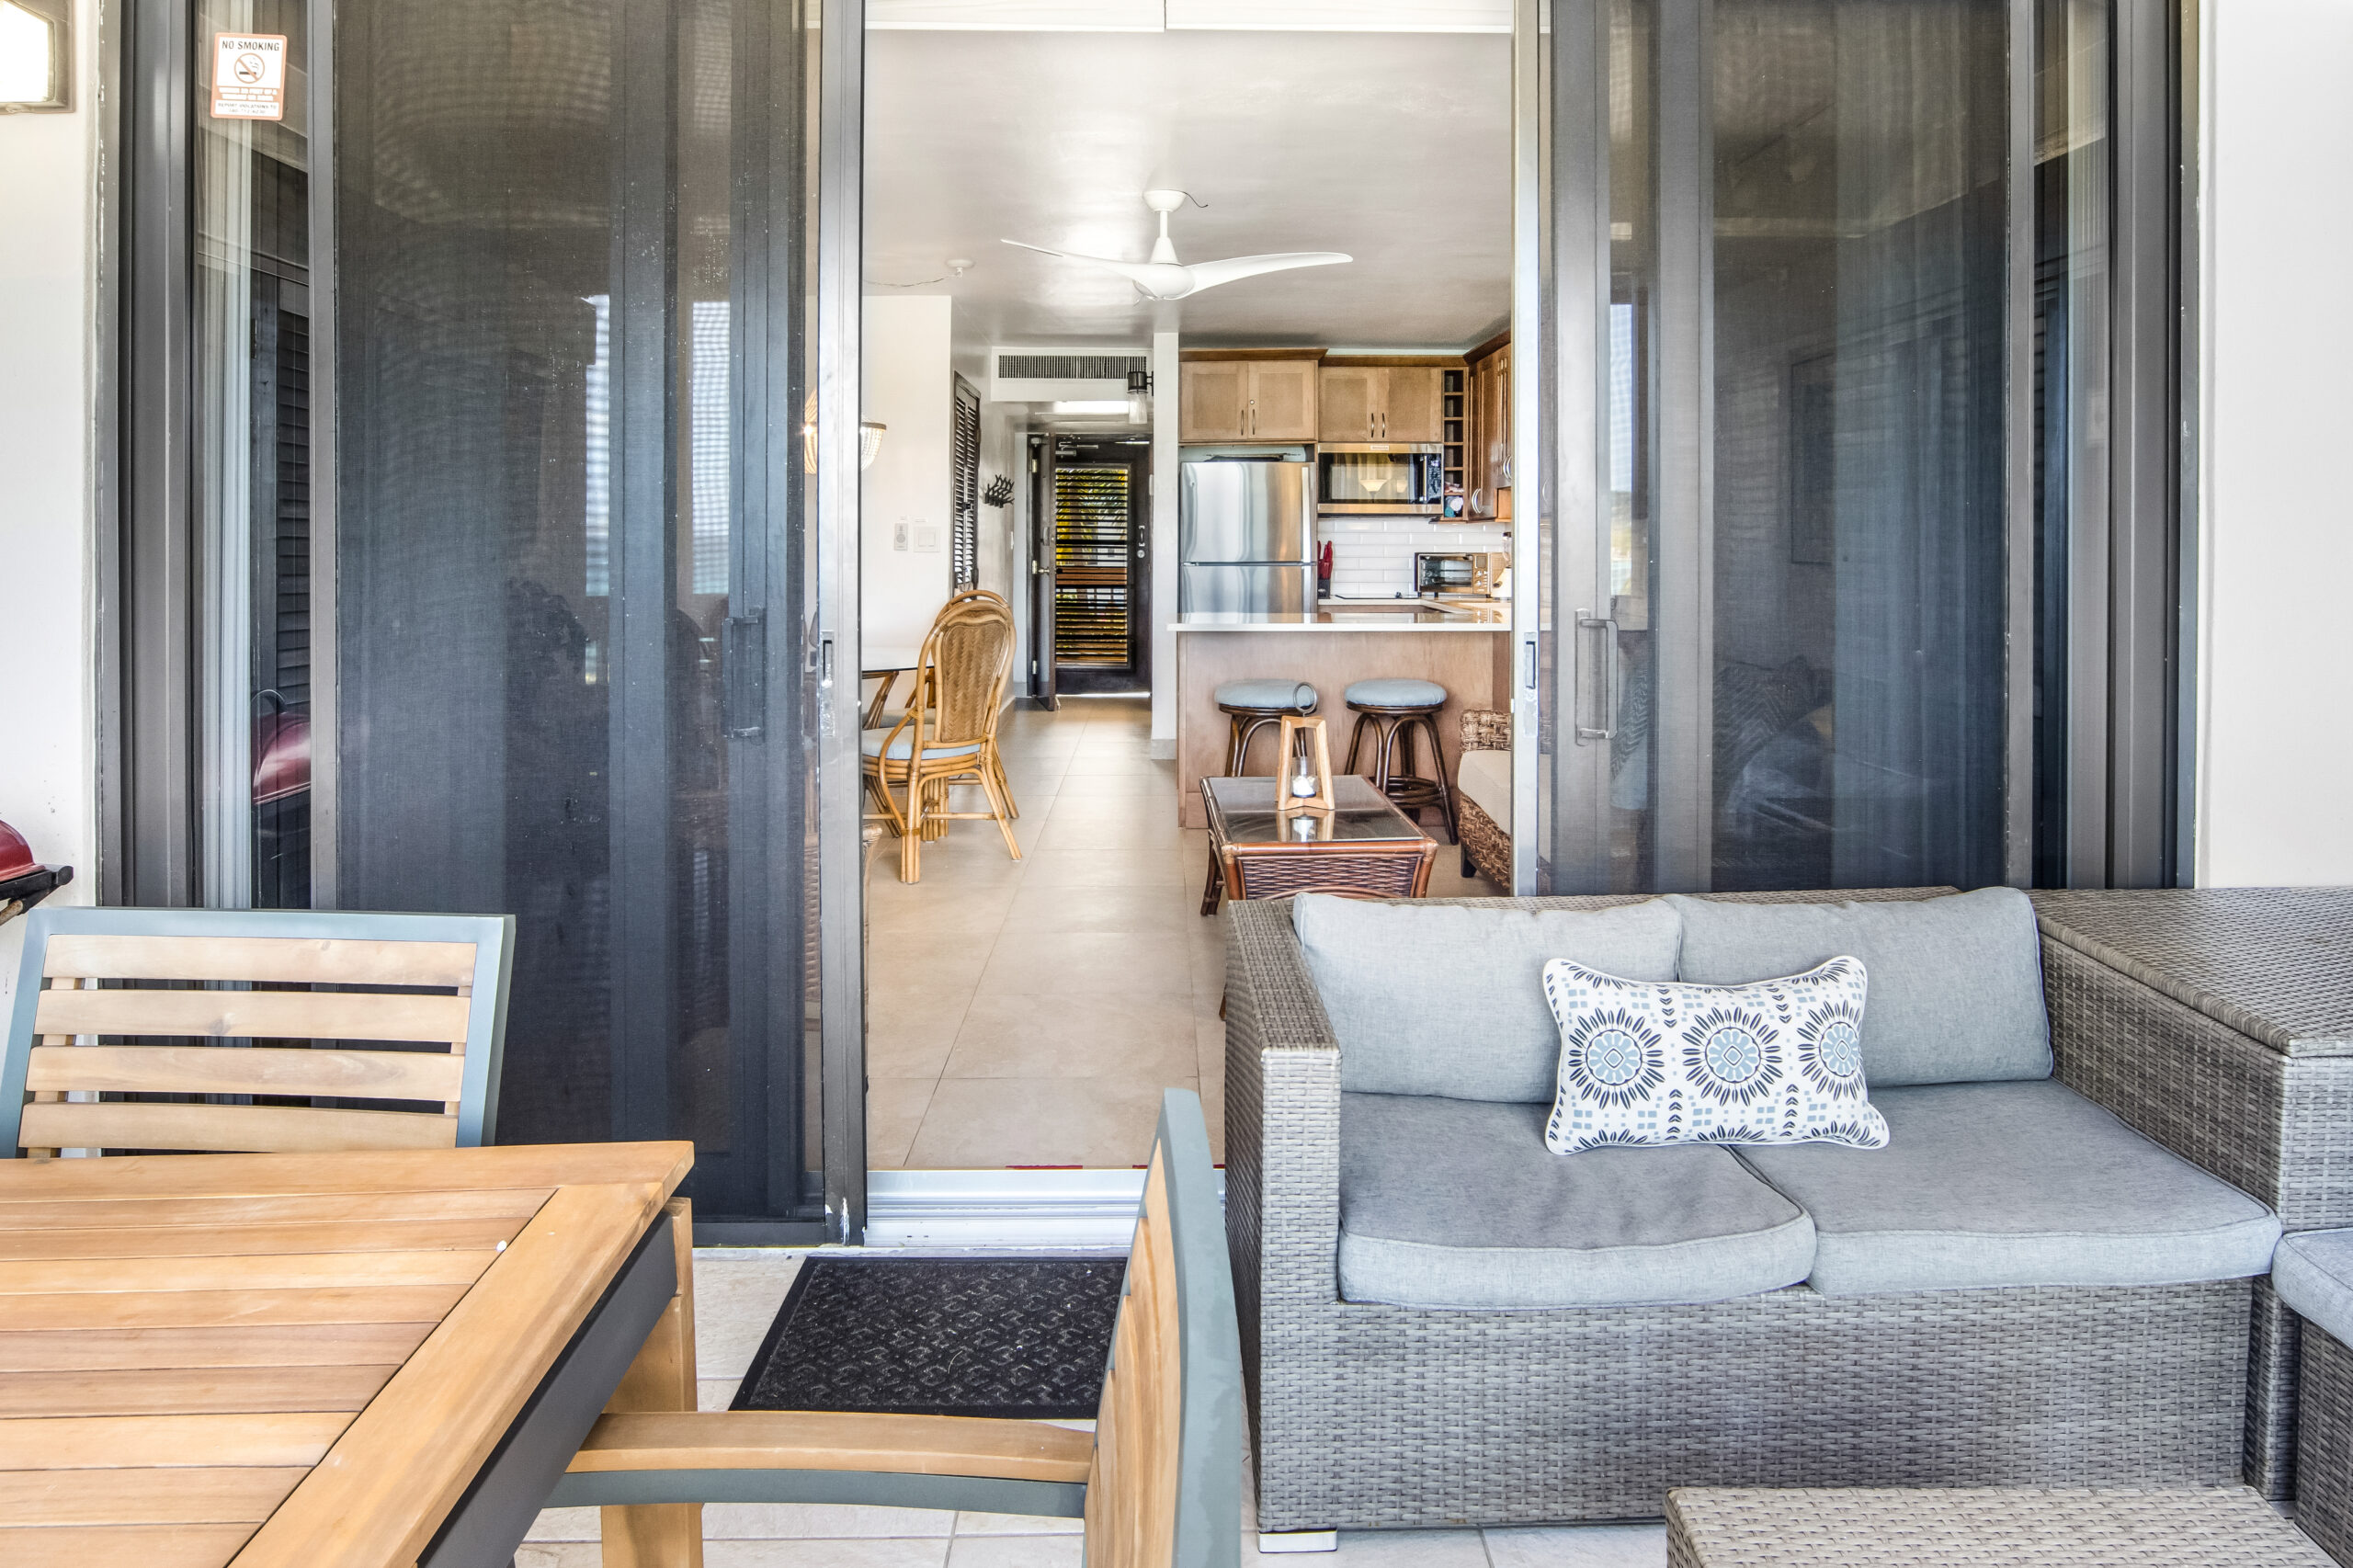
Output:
top-left (1178, 456), bottom-right (1315, 614)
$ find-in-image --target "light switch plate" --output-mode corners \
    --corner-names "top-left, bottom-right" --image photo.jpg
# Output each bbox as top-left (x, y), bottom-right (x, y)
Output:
top-left (892, 522), bottom-right (909, 551)
top-left (913, 525), bottom-right (941, 552)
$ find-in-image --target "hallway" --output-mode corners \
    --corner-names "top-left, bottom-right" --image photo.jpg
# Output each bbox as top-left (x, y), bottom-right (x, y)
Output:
top-left (863, 693), bottom-right (1498, 1169)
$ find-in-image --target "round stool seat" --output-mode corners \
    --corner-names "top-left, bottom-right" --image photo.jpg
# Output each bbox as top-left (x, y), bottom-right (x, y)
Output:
top-left (1345, 677), bottom-right (1447, 710)
top-left (1216, 679), bottom-right (1317, 712)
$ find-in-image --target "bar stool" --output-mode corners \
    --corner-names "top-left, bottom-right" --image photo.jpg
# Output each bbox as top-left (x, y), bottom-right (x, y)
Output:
top-left (1215, 679), bottom-right (1318, 776)
top-left (1343, 678), bottom-right (1457, 841)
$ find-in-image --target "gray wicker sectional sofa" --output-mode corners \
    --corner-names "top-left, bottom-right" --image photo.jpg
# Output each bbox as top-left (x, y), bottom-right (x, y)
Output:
top-left (1223, 886), bottom-right (2298, 1534)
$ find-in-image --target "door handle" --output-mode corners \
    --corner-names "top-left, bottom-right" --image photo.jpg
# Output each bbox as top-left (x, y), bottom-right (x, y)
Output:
top-left (1574, 611), bottom-right (1618, 744)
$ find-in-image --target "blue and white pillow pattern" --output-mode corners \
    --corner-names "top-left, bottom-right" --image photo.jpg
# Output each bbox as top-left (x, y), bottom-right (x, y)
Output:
top-left (1540, 957), bottom-right (1890, 1155)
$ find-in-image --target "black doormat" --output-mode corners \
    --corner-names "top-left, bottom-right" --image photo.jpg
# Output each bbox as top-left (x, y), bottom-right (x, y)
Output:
top-left (731, 1256), bottom-right (1127, 1419)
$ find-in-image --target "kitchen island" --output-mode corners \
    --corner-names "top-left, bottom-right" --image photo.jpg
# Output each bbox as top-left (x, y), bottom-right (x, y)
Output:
top-left (1172, 604), bottom-right (1510, 829)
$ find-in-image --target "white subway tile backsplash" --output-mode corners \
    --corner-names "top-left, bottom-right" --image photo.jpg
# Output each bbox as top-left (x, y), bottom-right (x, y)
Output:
top-left (1321, 516), bottom-right (1507, 597)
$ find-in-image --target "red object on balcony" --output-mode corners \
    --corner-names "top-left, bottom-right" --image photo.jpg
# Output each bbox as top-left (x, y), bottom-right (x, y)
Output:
top-left (254, 711), bottom-right (313, 806)
top-left (0, 817), bottom-right (73, 923)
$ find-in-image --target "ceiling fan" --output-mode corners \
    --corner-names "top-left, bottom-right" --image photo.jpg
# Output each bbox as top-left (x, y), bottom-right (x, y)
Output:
top-left (1004, 189), bottom-right (1350, 302)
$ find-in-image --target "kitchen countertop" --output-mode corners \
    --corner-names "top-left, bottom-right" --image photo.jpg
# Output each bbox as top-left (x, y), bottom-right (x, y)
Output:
top-left (1173, 599), bottom-right (1510, 632)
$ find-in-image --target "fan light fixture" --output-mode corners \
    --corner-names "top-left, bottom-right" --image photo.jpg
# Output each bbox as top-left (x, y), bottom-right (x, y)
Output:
top-left (1006, 189), bottom-right (1348, 302)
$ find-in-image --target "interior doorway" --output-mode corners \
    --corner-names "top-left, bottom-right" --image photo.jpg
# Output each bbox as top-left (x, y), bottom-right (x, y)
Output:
top-left (1040, 436), bottom-right (1153, 699)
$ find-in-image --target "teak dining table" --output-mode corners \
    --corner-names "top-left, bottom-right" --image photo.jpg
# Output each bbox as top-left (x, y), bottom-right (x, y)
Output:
top-left (0, 1138), bottom-right (699, 1568)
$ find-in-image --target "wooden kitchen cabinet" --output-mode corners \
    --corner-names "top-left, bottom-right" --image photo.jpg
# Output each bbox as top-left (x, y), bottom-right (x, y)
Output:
top-left (1180, 358), bottom-right (1320, 441)
top-left (1317, 364), bottom-right (1445, 443)
top-left (1382, 367), bottom-right (1444, 442)
top-left (1466, 340), bottom-right (1512, 517)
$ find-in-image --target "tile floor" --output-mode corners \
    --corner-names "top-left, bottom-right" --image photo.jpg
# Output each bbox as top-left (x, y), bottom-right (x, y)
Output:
top-left (865, 693), bottom-right (1499, 1169)
top-left (520, 1248), bottom-right (1670, 1567)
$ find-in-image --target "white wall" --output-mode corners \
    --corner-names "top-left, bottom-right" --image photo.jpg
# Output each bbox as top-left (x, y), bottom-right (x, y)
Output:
top-left (0, 0), bottom-right (100, 1016)
top-left (2195, 0), bottom-right (2353, 886)
top-left (976, 398), bottom-right (1028, 682)
top-left (1148, 330), bottom-right (1179, 754)
top-left (860, 295), bottom-right (956, 651)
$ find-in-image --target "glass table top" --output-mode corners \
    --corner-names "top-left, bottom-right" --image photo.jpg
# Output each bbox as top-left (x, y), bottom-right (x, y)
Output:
top-left (1203, 775), bottom-right (1429, 846)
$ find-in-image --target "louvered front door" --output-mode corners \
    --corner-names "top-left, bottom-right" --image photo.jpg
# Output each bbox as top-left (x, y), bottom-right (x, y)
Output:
top-left (1053, 433), bottom-right (1153, 692)
top-left (1049, 438), bottom-right (1150, 695)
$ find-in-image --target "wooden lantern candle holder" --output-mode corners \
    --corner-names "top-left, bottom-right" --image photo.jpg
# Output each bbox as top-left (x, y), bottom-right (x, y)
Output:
top-left (1274, 714), bottom-right (1336, 818)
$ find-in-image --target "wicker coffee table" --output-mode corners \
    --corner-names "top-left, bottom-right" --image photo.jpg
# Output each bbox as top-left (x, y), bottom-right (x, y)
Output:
top-left (1665, 1486), bottom-right (2334, 1566)
top-left (1199, 774), bottom-right (1435, 915)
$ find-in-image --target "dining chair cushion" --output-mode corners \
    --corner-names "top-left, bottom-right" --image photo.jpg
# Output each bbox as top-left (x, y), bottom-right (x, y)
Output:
top-left (1345, 678), bottom-right (1447, 710)
top-left (860, 728), bottom-right (984, 762)
top-left (1215, 679), bottom-right (1318, 712)
top-left (1293, 892), bottom-right (1683, 1102)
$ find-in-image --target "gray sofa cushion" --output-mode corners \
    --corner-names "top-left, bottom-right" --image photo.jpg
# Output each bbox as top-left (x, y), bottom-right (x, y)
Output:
top-left (1668, 887), bottom-right (2052, 1086)
top-left (1733, 1080), bottom-right (2281, 1296)
top-left (2273, 1231), bottom-right (2353, 1346)
top-left (1338, 1093), bottom-right (1817, 1309)
top-left (1294, 893), bottom-right (1683, 1102)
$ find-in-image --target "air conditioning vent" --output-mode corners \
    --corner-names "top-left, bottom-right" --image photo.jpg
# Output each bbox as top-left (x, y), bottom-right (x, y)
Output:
top-left (989, 345), bottom-right (1150, 405)
top-left (996, 354), bottom-right (1148, 381)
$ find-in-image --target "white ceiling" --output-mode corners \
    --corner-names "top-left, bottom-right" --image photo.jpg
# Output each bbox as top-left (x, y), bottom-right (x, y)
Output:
top-left (863, 25), bottom-right (1513, 365)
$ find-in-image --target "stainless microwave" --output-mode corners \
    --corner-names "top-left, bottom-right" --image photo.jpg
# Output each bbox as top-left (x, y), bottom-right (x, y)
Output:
top-left (1318, 443), bottom-right (1444, 513)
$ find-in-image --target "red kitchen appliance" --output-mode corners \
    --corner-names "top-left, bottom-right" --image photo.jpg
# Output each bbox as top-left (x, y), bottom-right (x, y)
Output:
top-left (0, 818), bottom-right (73, 926)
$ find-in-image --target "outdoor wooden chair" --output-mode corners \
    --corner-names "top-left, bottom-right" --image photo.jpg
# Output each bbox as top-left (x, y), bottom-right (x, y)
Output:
top-left (553, 1088), bottom-right (1243, 1568)
top-left (863, 592), bottom-right (1021, 881)
top-left (1, 905), bottom-right (514, 1157)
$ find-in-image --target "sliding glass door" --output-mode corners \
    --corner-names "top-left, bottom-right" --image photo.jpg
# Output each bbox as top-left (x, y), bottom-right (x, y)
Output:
top-left (1540, 0), bottom-right (2177, 895)
top-left (324, 0), bottom-right (837, 1228)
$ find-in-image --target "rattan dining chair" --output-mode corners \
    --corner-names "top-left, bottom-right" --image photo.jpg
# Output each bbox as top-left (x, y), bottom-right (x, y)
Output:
top-left (1, 905), bottom-right (513, 1157)
top-left (863, 593), bottom-right (1020, 882)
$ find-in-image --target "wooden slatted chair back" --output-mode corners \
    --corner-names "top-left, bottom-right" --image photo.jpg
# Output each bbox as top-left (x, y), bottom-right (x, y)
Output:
top-left (2, 906), bottom-right (514, 1159)
top-left (551, 1090), bottom-right (1244, 1568)
top-left (915, 595), bottom-right (1016, 748)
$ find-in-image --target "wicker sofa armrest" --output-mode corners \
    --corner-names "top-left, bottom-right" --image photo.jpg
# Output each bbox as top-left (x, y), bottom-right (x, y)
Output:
top-left (1221, 900), bottom-right (1345, 1403)
top-left (1460, 708), bottom-right (1511, 752)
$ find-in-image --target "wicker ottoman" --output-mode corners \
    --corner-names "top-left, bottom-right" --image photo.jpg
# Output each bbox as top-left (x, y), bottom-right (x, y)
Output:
top-left (1665, 1486), bottom-right (2332, 1566)
top-left (2275, 1232), bottom-right (2353, 1564)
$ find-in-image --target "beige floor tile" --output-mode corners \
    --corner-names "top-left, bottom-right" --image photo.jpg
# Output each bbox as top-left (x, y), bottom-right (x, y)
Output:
top-left (1059, 753), bottom-right (1171, 776)
top-left (1002, 882), bottom-right (1193, 934)
top-left (947, 1535), bottom-right (1085, 1568)
top-left (953, 1512), bottom-right (1084, 1536)
top-left (1320, 1529), bottom-right (1492, 1565)
top-left (515, 1544), bottom-right (601, 1568)
top-left (943, 993), bottom-right (1200, 1081)
top-left (866, 1020), bottom-right (960, 1081)
top-left (907, 1076), bottom-right (1187, 1167)
top-left (1052, 772), bottom-right (1175, 797)
top-left (708, 1546), bottom-right (950, 1568)
top-left (867, 960), bottom-right (985, 1044)
top-left (705, 1504), bottom-right (956, 1540)
top-left (1044, 790), bottom-right (1183, 823)
top-left (1015, 849), bottom-right (1190, 890)
top-left (865, 889), bottom-right (1017, 939)
top-left (694, 1254), bottom-right (802, 1381)
top-left (526, 1506), bottom-right (599, 1542)
top-left (866, 1077), bottom-right (938, 1168)
top-left (976, 928), bottom-right (1194, 998)
top-left (1032, 816), bottom-right (1185, 853)
top-left (1483, 1525), bottom-right (1668, 1566)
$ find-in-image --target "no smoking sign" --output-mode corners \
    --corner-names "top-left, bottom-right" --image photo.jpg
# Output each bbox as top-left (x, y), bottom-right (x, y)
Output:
top-left (210, 33), bottom-right (288, 121)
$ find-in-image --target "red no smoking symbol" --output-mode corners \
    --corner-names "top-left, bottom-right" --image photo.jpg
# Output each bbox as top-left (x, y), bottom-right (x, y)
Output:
top-left (233, 51), bottom-right (267, 85)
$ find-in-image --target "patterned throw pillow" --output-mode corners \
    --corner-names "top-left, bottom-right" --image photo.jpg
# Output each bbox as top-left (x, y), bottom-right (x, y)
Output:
top-left (1540, 957), bottom-right (1891, 1154)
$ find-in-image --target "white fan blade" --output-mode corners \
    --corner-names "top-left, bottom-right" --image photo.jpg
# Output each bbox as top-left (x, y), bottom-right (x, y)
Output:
top-left (1002, 239), bottom-right (1191, 299)
top-left (1178, 251), bottom-right (1352, 294)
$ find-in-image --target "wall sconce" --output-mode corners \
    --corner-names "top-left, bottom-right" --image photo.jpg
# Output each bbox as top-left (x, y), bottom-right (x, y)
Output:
top-left (0, 0), bottom-right (69, 113)
top-left (1126, 368), bottom-right (1154, 426)
top-left (859, 420), bottom-right (887, 470)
